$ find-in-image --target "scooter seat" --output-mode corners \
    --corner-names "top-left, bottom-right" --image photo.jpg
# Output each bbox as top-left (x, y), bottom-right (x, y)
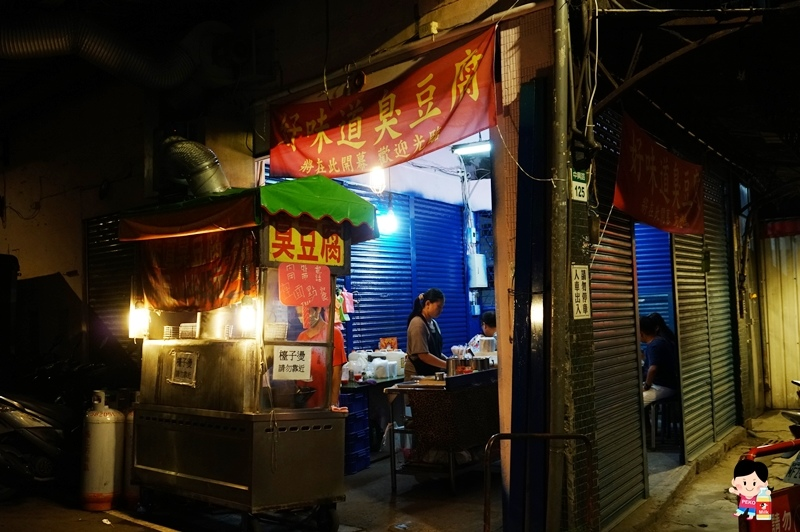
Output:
top-left (0, 393), bottom-right (78, 428)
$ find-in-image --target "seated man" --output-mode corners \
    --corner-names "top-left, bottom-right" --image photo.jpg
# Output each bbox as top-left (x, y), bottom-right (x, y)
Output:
top-left (467, 310), bottom-right (497, 354)
top-left (640, 314), bottom-right (679, 407)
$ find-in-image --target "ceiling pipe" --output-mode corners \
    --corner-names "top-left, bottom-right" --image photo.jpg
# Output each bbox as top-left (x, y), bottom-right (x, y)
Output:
top-left (0, 12), bottom-right (196, 89)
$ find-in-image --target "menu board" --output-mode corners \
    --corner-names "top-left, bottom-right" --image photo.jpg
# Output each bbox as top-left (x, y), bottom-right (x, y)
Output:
top-left (277, 263), bottom-right (331, 307)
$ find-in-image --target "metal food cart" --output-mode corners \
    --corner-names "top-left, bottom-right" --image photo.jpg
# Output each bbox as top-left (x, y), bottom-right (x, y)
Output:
top-left (384, 368), bottom-right (500, 493)
top-left (119, 176), bottom-right (377, 530)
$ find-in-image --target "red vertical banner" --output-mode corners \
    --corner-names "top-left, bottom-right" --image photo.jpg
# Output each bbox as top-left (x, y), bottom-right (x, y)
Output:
top-left (269, 26), bottom-right (497, 178)
top-left (614, 114), bottom-right (705, 234)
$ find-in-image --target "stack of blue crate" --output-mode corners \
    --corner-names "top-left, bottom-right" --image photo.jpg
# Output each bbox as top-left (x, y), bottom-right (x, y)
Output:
top-left (339, 392), bottom-right (370, 475)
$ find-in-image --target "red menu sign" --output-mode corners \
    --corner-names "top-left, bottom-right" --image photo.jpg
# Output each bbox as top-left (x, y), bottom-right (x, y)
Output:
top-left (614, 113), bottom-right (705, 235)
top-left (269, 26), bottom-right (496, 178)
top-left (277, 263), bottom-right (331, 307)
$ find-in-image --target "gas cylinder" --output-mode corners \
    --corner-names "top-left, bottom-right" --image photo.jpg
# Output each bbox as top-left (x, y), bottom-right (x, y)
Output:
top-left (122, 392), bottom-right (140, 510)
top-left (81, 390), bottom-right (124, 511)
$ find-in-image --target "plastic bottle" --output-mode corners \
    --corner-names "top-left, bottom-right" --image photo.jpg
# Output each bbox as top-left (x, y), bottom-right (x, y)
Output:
top-left (756, 486), bottom-right (772, 521)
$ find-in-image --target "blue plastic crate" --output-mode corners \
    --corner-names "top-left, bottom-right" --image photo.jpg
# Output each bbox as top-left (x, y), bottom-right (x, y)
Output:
top-left (344, 446), bottom-right (371, 475)
top-left (338, 392), bottom-right (368, 413)
top-left (345, 427), bottom-right (370, 452)
top-left (345, 409), bottom-right (369, 433)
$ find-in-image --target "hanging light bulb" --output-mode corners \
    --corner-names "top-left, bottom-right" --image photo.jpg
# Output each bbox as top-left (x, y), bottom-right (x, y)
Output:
top-left (238, 295), bottom-right (256, 333)
top-left (369, 166), bottom-right (386, 194)
top-left (128, 300), bottom-right (150, 339)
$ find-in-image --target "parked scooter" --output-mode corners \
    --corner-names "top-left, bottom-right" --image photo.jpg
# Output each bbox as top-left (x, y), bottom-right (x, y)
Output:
top-left (0, 392), bottom-right (83, 500)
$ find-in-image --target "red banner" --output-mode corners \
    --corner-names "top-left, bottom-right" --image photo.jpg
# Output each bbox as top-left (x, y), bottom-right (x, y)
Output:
top-left (269, 26), bottom-right (497, 178)
top-left (762, 219), bottom-right (800, 239)
top-left (614, 114), bottom-right (704, 234)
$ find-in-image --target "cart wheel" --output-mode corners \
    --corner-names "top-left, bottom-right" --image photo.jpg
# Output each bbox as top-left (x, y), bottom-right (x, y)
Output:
top-left (315, 504), bottom-right (339, 532)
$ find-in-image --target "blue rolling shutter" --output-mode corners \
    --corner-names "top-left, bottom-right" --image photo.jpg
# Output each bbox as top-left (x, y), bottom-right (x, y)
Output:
top-left (342, 186), bottom-right (470, 353)
top-left (410, 197), bottom-right (470, 350)
top-left (347, 193), bottom-right (414, 351)
top-left (634, 223), bottom-right (675, 330)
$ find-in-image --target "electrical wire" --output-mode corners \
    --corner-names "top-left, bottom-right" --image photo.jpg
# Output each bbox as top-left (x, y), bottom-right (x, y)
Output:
top-left (493, 123), bottom-right (562, 185)
top-left (590, 203), bottom-right (615, 269)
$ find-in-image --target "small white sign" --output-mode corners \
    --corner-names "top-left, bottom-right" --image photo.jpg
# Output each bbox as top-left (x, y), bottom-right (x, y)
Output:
top-left (571, 170), bottom-right (588, 203)
top-left (273, 344), bottom-right (312, 380)
top-left (168, 350), bottom-right (199, 387)
top-left (572, 265), bottom-right (592, 320)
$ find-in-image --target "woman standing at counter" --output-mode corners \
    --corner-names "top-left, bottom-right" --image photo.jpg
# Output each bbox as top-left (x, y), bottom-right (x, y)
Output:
top-left (405, 288), bottom-right (447, 381)
top-left (296, 305), bottom-right (347, 411)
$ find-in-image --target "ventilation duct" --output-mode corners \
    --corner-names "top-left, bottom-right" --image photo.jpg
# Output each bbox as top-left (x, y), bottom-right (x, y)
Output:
top-left (161, 136), bottom-right (230, 197)
top-left (0, 12), bottom-right (196, 89)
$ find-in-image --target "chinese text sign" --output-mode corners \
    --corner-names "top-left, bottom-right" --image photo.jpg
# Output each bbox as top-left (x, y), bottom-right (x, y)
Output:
top-left (572, 265), bottom-right (591, 320)
top-left (614, 114), bottom-right (705, 235)
top-left (268, 221), bottom-right (344, 267)
top-left (273, 345), bottom-right (312, 380)
top-left (277, 263), bottom-right (331, 307)
top-left (269, 26), bottom-right (497, 178)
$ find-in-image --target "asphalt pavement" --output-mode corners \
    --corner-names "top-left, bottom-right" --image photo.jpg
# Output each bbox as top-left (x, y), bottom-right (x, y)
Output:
top-left (614, 409), bottom-right (798, 532)
top-left (0, 451), bottom-right (502, 532)
top-left (3, 410), bottom-right (796, 531)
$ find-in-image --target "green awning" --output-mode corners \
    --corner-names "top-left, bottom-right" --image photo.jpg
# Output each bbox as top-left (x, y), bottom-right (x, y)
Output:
top-left (119, 176), bottom-right (378, 243)
top-left (260, 175), bottom-right (378, 244)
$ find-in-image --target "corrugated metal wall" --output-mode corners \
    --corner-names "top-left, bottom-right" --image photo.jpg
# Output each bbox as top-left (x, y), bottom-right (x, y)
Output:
top-left (674, 230), bottom-right (715, 460)
top-left (85, 214), bottom-right (136, 351)
top-left (347, 193), bottom-right (414, 351)
top-left (673, 174), bottom-right (738, 460)
top-left (411, 196), bottom-right (470, 349)
top-left (592, 111), bottom-right (647, 529)
top-left (705, 176), bottom-right (737, 437)
top-left (344, 188), bottom-right (471, 352)
top-left (760, 230), bottom-right (800, 408)
top-left (634, 224), bottom-right (675, 331)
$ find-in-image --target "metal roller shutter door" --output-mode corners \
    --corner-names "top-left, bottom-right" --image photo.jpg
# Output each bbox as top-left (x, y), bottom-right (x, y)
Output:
top-left (704, 176), bottom-right (737, 437)
top-left (347, 193), bottom-right (414, 351)
top-left (85, 214), bottom-right (136, 352)
top-left (592, 111), bottom-right (647, 529)
top-left (634, 224), bottom-right (675, 328)
top-left (673, 232), bottom-right (714, 460)
top-left (411, 197), bottom-right (470, 349)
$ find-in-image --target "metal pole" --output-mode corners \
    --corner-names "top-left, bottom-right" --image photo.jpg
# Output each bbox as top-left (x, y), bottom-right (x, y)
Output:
top-left (547, 1), bottom-right (572, 531)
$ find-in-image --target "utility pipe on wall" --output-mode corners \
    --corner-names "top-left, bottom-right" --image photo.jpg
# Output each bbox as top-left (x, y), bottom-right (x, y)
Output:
top-left (546, 1), bottom-right (572, 530)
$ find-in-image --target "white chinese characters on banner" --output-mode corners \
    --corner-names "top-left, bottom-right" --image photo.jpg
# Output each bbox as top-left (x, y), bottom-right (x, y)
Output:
top-left (273, 345), bottom-right (312, 380)
top-left (572, 265), bottom-right (592, 320)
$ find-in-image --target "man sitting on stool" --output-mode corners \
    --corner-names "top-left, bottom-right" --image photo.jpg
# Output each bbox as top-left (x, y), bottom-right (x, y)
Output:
top-left (640, 314), bottom-right (679, 407)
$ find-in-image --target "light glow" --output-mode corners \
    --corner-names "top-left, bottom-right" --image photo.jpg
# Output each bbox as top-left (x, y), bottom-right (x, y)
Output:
top-left (452, 140), bottom-right (491, 156)
top-left (377, 210), bottom-right (398, 234)
top-left (129, 303), bottom-right (150, 339)
top-left (238, 296), bottom-right (256, 333)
